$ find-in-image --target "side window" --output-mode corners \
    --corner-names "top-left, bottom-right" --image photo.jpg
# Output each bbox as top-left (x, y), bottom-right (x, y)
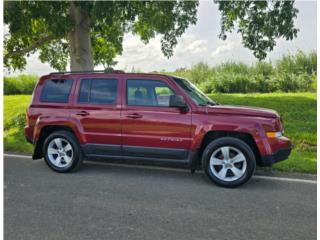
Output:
top-left (40, 79), bottom-right (73, 103)
top-left (127, 79), bottom-right (175, 107)
top-left (78, 79), bottom-right (90, 103)
top-left (155, 85), bottom-right (174, 106)
top-left (78, 78), bottom-right (117, 105)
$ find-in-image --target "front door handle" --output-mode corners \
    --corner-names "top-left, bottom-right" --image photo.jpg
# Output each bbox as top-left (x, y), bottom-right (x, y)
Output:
top-left (76, 111), bottom-right (90, 116)
top-left (126, 113), bottom-right (142, 119)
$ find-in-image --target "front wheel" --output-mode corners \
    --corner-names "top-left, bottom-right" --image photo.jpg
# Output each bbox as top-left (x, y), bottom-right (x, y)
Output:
top-left (202, 137), bottom-right (256, 188)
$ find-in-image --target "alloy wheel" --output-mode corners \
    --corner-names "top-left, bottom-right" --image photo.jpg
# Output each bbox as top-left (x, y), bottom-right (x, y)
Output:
top-left (47, 138), bottom-right (74, 168)
top-left (209, 146), bottom-right (247, 182)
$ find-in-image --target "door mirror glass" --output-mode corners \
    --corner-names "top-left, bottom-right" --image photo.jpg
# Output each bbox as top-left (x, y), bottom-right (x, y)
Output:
top-left (169, 95), bottom-right (187, 108)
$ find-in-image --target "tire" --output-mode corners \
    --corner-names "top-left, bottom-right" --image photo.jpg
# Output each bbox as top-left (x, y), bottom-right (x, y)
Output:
top-left (43, 131), bottom-right (83, 173)
top-left (202, 137), bottom-right (256, 188)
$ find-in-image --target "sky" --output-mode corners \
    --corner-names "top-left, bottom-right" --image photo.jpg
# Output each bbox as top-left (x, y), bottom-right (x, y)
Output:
top-left (7, 0), bottom-right (317, 75)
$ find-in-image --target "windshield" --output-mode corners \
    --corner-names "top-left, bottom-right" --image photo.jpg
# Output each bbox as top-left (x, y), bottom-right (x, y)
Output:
top-left (173, 77), bottom-right (216, 106)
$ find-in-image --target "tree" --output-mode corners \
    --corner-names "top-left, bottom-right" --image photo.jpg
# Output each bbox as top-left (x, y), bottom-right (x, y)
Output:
top-left (4, 1), bottom-right (298, 72)
top-left (216, 1), bottom-right (298, 60)
top-left (4, 1), bottom-right (198, 71)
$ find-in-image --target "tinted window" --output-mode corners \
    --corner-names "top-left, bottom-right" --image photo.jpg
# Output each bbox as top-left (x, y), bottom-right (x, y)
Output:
top-left (127, 79), bottom-right (175, 107)
top-left (78, 79), bottom-right (117, 104)
top-left (155, 86), bottom-right (174, 106)
top-left (40, 79), bottom-right (73, 103)
top-left (78, 79), bottom-right (90, 103)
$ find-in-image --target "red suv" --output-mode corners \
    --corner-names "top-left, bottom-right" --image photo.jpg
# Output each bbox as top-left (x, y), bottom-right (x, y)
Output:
top-left (25, 71), bottom-right (292, 187)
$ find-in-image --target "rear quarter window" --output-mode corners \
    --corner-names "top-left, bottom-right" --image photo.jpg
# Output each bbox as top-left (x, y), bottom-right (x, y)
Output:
top-left (40, 79), bottom-right (73, 103)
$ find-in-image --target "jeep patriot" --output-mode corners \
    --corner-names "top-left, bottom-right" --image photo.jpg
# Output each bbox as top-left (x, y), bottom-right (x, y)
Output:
top-left (25, 71), bottom-right (292, 187)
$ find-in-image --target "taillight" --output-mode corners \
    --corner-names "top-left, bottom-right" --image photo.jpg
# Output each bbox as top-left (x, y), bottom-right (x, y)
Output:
top-left (25, 109), bottom-right (30, 126)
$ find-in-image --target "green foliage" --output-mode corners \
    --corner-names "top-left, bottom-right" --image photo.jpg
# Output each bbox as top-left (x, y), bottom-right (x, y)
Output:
top-left (4, 74), bottom-right (38, 95)
top-left (311, 72), bottom-right (317, 91)
top-left (4, 93), bottom-right (316, 173)
top-left (216, 1), bottom-right (298, 60)
top-left (4, 2), bottom-right (71, 71)
top-left (184, 62), bottom-right (215, 85)
top-left (276, 50), bottom-right (317, 75)
top-left (4, 1), bottom-right (198, 71)
top-left (213, 73), bottom-right (256, 93)
top-left (5, 1), bottom-right (299, 72)
top-left (4, 51), bottom-right (317, 95)
top-left (4, 95), bottom-right (33, 154)
top-left (166, 51), bottom-right (317, 93)
top-left (271, 50), bottom-right (317, 92)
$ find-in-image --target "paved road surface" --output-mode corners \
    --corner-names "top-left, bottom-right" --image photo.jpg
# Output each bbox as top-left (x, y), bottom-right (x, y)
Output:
top-left (4, 155), bottom-right (316, 240)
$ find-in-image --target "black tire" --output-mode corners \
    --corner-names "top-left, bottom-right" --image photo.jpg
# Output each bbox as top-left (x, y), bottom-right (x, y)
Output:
top-left (202, 137), bottom-right (256, 188)
top-left (43, 131), bottom-right (83, 173)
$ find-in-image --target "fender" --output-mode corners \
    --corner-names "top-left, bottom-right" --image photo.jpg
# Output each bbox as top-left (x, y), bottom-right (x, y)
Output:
top-left (190, 114), bottom-right (273, 157)
top-left (33, 115), bottom-right (86, 144)
top-left (32, 115), bottom-right (88, 159)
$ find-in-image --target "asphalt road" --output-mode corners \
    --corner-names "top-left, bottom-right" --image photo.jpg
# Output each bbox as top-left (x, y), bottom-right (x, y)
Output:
top-left (4, 155), bottom-right (317, 240)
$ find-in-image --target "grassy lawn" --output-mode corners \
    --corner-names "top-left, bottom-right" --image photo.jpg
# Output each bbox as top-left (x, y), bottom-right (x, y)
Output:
top-left (4, 95), bottom-right (34, 154)
top-left (208, 92), bottom-right (316, 173)
top-left (4, 92), bottom-right (316, 173)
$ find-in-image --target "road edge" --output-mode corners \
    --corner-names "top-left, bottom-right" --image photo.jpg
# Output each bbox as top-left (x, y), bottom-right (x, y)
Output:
top-left (4, 152), bottom-right (317, 183)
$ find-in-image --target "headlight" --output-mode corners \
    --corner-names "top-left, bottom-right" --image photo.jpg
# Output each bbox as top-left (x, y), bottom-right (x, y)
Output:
top-left (266, 131), bottom-right (283, 138)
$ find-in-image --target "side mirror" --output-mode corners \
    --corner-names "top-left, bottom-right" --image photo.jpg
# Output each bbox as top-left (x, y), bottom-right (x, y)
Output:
top-left (169, 95), bottom-right (187, 109)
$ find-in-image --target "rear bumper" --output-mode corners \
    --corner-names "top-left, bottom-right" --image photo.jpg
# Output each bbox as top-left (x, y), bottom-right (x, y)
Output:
top-left (25, 136), bottom-right (33, 144)
top-left (260, 147), bottom-right (292, 166)
top-left (24, 126), bottom-right (34, 144)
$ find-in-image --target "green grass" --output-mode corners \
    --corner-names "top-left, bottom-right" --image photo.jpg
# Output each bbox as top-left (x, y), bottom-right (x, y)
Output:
top-left (4, 93), bottom-right (316, 173)
top-left (208, 92), bottom-right (316, 173)
top-left (4, 95), bottom-right (33, 154)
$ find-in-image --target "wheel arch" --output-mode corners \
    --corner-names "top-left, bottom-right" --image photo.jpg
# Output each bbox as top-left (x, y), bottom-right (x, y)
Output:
top-left (33, 125), bottom-right (78, 160)
top-left (197, 130), bottom-right (261, 168)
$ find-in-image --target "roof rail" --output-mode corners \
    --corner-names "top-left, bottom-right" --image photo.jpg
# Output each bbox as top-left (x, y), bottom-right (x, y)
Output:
top-left (50, 69), bottom-right (125, 75)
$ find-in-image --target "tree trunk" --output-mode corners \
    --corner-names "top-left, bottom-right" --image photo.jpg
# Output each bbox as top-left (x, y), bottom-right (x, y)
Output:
top-left (68, 2), bottom-right (94, 71)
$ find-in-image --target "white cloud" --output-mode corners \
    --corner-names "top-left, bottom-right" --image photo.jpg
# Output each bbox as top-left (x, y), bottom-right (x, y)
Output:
top-left (115, 33), bottom-right (209, 72)
top-left (175, 35), bottom-right (208, 55)
top-left (211, 42), bottom-right (240, 58)
top-left (115, 34), bottom-right (164, 71)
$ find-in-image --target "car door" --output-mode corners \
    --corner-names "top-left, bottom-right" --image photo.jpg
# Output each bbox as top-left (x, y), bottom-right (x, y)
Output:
top-left (70, 76), bottom-right (122, 156)
top-left (121, 76), bottom-right (192, 160)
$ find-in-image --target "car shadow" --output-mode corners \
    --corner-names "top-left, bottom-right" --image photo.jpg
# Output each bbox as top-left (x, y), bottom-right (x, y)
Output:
top-left (74, 160), bottom-right (284, 190)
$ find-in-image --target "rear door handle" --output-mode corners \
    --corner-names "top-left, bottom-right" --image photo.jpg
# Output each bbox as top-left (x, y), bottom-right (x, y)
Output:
top-left (126, 113), bottom-right (142, 119)
top-left (76, 111), bottom-right (90, 116)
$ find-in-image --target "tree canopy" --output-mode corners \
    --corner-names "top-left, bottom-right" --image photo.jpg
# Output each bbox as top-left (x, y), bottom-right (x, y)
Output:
top-left (217, 1), bottom-right (298, 60)
top-left (4, 1), bottom-right (299, 72)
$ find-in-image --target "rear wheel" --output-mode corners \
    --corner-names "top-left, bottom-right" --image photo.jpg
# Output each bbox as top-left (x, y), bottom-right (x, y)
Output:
top-left (43, 131), bottom-right (83, 173)
top-left (202, 137), bottom-right (256, 188)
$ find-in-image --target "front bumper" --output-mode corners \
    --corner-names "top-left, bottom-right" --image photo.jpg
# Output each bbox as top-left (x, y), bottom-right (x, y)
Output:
top-left (260, 147), bottom-right (292, 166)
